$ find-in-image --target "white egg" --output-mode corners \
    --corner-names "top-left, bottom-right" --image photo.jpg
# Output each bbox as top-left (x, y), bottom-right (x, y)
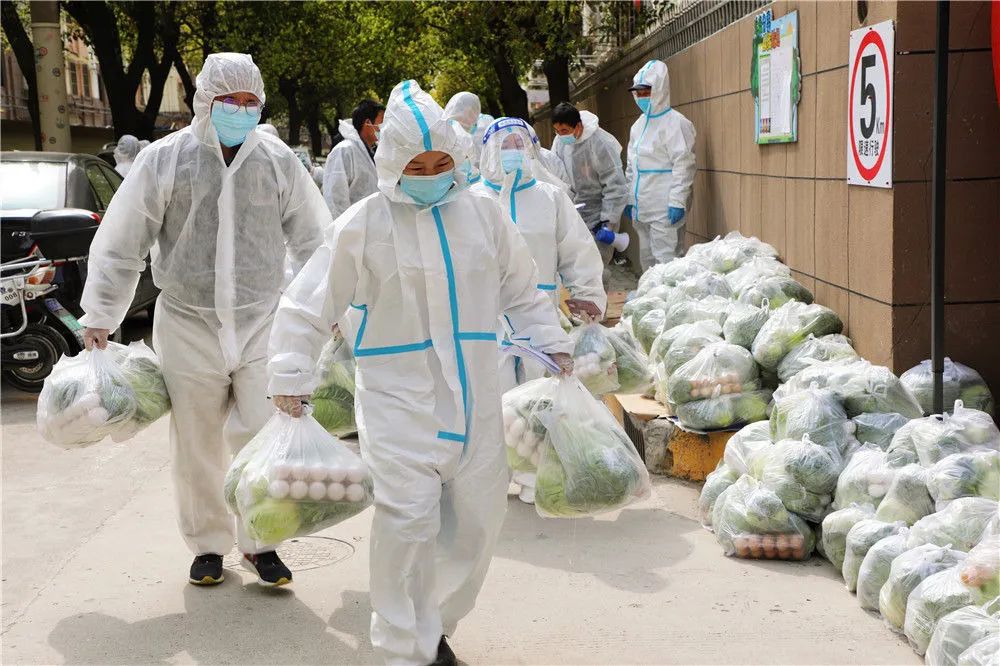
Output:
top-left (509, 418), bottom-right (526, 441)
top-left (88, 407), bottom-right (109, 426)
top-left (289, 480), bottom-right (309, 500)
top-left (290, 465), bottom-right (309, 481)
top-left (328, 466), bottom-right (347, 483)
top-left (308, 466), bottom-right (329, 482)
top-left (327, 482), bottom-right (346, 501)
top-left (268, 480), bottom-right (290, 499)
top-left (516, 441), bottom-right (532, 458)
top-left (346, 465), bottom-right (366, 484)
top-left (273, 464), bottom-right (293, 480)
top-left (345, 483), bottom-right (365, 503)
top-left (308, 481), bottom-right (328, 501)
top-left (79, 393), bottom-right (101, 410)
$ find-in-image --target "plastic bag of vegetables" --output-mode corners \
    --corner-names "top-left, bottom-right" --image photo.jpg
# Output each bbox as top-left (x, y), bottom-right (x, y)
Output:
top-left (725, 256), bottom-right (791, 296)
top-left (232, 410), bottom-right (373, 545)
top-left (770, 386), bottom-right (853, 453)
top-left (751, 301), bottom-right (844, 371)
top-left (605, 326), bottom-right (654, 394)
top-left (723, 421), bottom-right (773, 474)
top-left (667, 342), bottom-right (759, 406)
top-left (663, 296), bottom-right (731, 332)
top-left (886, 420), bottom-right (922, 468)
top-left (880, 543), bottom-right (968, 631)
top-left (37, 341), bottom-right (169, 447)
top-left (905, 567), bottom-right (993, 655)
top-left (687, 231), bottom-right (778, 274)
top-left (843, 519), bottom-right (907, 592)
top-left (750, 436), bottom-right (842, 522)
top-left (698, 463), bottom-right (740, 528)
top-left (675, 389), bottom-right (773, 432)
top-left (635, 308), bottom-right (668, 354)
top-left (958, 535), bottom-right (1000, 600)
top-left (821, 503), bottom-right (876, 570)
top-left (533, 377), bottom-right (651, 518)
top-left (659, 322), bottom-right (726, 376)
top-left (857, 530), bottom-right (911, 611)
top-left (926, 605), bottom-right (1000, 666)
top-left (571, 324), bottom-right (620, 396)
top-left (852, 412), bottom-right (911, 451)
top-left (910, 404), bottom-right (1000, 468)
top-left (958, 635), bottom-right (1000, 666)
top-left (673, 273), bottom-right (733, 301)
top-left (776, 334), bottom-right (858, 384)
top-left (622, 296), bottom-right (666, 336)
top-left (907, 498), bottom-right (1000, 553)
top-left (637, 257), bottom-right (712, 293)
top-left (928, 451), bottom-right (1000, 510)
top-left (502, 378), bottom-right (557, 473)
top-left (311, 334), bottom-right (357, 436)
top-left (873, 464), bottom-right (936, 526)
top-left (901, 358), bottom-right (996, 417)
top-left (833, 444), bottom-right (896, 510)
top-left (738, 276), bottom-right (814, 310)
top-left (774, 358), bottom-right (924, 419)
top-left (722, 301), bottom-right (770, 350)
top-left (711, 475), bottom-right (815, 560)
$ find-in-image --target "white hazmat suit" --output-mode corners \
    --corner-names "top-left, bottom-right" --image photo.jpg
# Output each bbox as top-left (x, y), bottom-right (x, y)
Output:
top-left (113, 134), bottom-right (141, 176)
top-left (443, 92), bottom-right (484, 184)
top-left (526, 124), bottom-right (573, 196)
top-left (322, 118), bottom-right (379, 219)
top-left (268, 80), bottom-right (571, 666)
top-left (80, 53), bottom-right (327, 557)
top-left (626, 59), bottom-right (697, 268)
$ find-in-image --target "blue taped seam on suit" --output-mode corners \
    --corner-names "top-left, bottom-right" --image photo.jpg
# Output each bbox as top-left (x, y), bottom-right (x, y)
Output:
top-left (401, 80), bottom-right (433, 152)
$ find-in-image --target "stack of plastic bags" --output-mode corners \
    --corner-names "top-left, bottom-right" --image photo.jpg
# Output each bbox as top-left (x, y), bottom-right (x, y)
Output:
top-left (37, 341), bottom-right (171, 447)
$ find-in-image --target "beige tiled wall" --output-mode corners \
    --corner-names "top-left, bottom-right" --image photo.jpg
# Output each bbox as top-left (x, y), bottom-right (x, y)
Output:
top-left (539, 0), bottom-right (999, 389)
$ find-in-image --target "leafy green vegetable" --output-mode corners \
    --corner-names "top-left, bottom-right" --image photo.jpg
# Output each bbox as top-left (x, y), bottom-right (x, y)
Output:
top-left (722, 302), bottom-right (770, 350)
top-left (245, 498), bottom-right (302, 543)
top-left (725, 256), bottom-right (791, 296)
top-left (927, 605), bottom-right (1000, 666)
top-left (901, 358), bottom-right (996, 417)
top-left (635, 309), bottom-right (668, 354)
top-left (905, 567), bottom-right (990, 655)
top-left (686, 231), bottom-right (778, 274)
top-left (605, 327), bottom-right (653, 394)
top-left (738, 276), bottom-right (813, 310)
top-left (769, 387), bottom-right (851, 453)
top-left (775, 359), bottom-right (924, 419)
top-left (723, 421), bottom-right (773, 474)
top-left (852, 412), bottom-right (911, 450)
top-left (879, 543), bottom-right (967, 631)
top-left (874, 464), bottom-right (936, 526)
top-left (675, 389), bottom-right (772, 431)
top-left (910, 406), bottom-right (1000, 468)
top-left (857, 531), bottom-right (910, 612)
top-left (623, 296), bottom-right (666, 336)
top-left (311, 335), bottom-right (357, 436)
top-left (842, 519), bottom-right (906, 593)
top-left (777, 334), bottom-right (857, 384)
top-left (751, 437), bottom-right (842, 522)
top-left (928, 451), bottom-right (1000, 510)
top-left (751, 301), bottom-right (843, 371)
top-left (667, 342), bottom-right (759, 406)
top-left (710, 475), bottom-right (815, 560)
top-left (834, 443), bottom-right (894, 510)
top-left (907, 497), bottom-right (999, 552)
top-left (821, 504), bottom-right (876, 571)
top-left (699, 463), bottom-right (740, 528)
top-left (664, 296), bottom-right (731, 332)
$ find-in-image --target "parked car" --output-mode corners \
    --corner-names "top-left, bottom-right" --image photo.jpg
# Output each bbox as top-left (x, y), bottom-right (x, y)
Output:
top-left (0, 151), bottom-right (159, 320)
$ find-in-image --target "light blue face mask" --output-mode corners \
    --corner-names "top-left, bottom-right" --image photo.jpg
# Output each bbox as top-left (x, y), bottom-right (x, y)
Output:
top-left (557, 133), bottom-right (577, 145)
top-left (400, 169), bottom-right (455, 206)
top-left (500, 149), bottom-right (524, 174)
top-left (211, 105), bottom-right (261, 148)
top-left (635, 96), bottom-right (651, 114)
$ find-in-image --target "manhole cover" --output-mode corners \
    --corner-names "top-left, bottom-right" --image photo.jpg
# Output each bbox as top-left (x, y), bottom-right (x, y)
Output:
top-left (224, 536), bottom-right (355, 572)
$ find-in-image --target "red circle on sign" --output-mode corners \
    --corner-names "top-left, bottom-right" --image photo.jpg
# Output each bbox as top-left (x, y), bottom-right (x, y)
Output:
top-left (849, 30), bottom-right (891, 182)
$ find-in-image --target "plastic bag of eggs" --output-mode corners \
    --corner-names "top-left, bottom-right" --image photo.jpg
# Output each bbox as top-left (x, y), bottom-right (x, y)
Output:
top-left (267, 461), bottom-right (369, 503)
top-left (689, 373), bottom-right (745, 399)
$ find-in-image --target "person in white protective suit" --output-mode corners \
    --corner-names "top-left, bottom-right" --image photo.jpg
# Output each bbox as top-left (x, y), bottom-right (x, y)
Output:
top-left (257, 122), bottom-right (280, 138)
top-left (550, 103), bottom-right (629, 264)
top-left (526, 124), bottom-right (573, 196)
top-left (113, 134), bottom-right (141, 176)
top-left (268, 80), bottom-right (574, 666)
top-left (138, 139), bottom-right (151, 151)
top-left (625, 59), bottom-right (696, 268)
top-left (442, 92), bottom-right (485, 185)
top-left (322, 99), bottom-right (384, 218)
top-left (473, 116), bottom-right (606, 505)
top-left (79, 53), bottom-right (327, 588)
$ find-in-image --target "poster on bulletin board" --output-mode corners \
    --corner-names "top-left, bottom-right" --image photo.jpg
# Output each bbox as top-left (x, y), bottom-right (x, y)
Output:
top-left (751, 9), bottom-right (801, 144)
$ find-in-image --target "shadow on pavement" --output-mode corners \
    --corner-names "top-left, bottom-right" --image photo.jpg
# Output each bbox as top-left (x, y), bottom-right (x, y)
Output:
top-left (47, 581), bottom-right (371, 665)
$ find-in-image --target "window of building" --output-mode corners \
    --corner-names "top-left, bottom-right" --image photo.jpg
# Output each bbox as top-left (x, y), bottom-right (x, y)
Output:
top-left (81, 64), bottom-right (92, 98)
top-left (68, 65), bottom-right (79, 96)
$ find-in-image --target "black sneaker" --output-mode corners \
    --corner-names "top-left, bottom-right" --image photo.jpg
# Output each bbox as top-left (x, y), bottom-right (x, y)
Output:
top-left (241, 551), bottom-right (292, 587)
top-left (431, 636), bottom-right (457, 666)
top-left (189, 554), bottom-right (224, 585)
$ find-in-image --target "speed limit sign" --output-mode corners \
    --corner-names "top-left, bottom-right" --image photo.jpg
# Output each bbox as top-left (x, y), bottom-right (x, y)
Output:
top-left (847, 20), bottom-right (894, 188)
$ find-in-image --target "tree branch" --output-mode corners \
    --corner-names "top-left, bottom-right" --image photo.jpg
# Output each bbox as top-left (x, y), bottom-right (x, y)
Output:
top-left (1, 1), bottom-right (41, 148)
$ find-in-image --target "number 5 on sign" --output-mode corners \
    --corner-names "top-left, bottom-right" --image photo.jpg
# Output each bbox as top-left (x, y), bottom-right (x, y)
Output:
top-left (847, 20), bottom-right (894, 188)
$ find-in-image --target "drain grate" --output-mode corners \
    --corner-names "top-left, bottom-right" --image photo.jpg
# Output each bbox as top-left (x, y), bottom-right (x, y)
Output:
top-left (224, 536), bottom-right (356, 572)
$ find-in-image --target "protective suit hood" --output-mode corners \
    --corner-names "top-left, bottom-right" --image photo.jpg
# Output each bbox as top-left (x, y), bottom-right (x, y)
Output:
top-left (192, 53), bottom-right (266, 148)
top-left (480, 117), bottom-right (569, 194)
top-left (375, 80), bottom-right (472, 204)
top-left (338, 118), bottom-right (366, 150)
top-left (443, 91), bottom-right (481, 132)
top-left (633, 59), bottom-right (671, 115)
top-left (114, 135), bottom-right (141, 164)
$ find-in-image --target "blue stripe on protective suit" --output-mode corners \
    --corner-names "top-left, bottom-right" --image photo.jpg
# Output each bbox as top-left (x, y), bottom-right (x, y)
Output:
top-left (350, 303), bottom-right (433, 356)
top-left (401, 80), bottom-right (434, 152)
top-left (432, 206), bottom-right (470, 447)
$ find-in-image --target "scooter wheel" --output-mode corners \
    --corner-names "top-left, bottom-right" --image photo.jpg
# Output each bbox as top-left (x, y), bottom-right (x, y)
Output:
top-left (2, 323), bottom-right (71, 393)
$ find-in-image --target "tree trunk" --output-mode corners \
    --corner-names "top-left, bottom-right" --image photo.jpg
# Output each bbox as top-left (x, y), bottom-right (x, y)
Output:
top-left (542, 54), bottom-right (571, 108)
top-left (173, 51), bottom-right (196, 117)
top-left (306, 103), bottom-right (323, 157)
top-left (491, 46), bottom-right (529, 120)
top-left (279, 77), bottom-right (302, 145)
top-left (1, 2), bottom-right (41, 149)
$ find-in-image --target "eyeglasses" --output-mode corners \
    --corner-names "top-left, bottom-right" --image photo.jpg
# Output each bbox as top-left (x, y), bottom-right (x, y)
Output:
top-left (218, 97), bottom-right (263, 116)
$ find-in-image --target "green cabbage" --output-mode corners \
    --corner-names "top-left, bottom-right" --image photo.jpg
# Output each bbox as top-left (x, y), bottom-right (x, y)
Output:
top-left (686, 231), bottom-right (778, 274)
top-left (821, 504), bottom-right (876, 571)
top-left (664, 296), bottom-right (731, 332)
top-left (901, 358), bottom-right (996, 417)
top-left (710, 475), bottom-right (815, 560)
top-left (834, 444), bottom-right (894, 510)
top-left (738, 275), bottom-right (814, 310)
top-left (635, 309), bottom-right (668, 353)
top-left (722, 302), bottom-right (770, 350)
top-left (751, 301), bottom-right (843, 371)
top-left (245, 498), bottom-right (302, 544)
top-left (910, 407), bottom-right (1000, 468)
top-left (905, 567), bottom-right (990, 655)
top-left (606, 327), bottom-right (654, 394)
top-left (311, 336), bottom-right (357, 436)
top-left (874, 464), bottom-right (936, 526)
top-left (928, 451), bottom-right (1000, 510)
top-left (928, 605), bottom-right (1000, 666)
top-left (725, 256), bottom-right (791, 296)
top-left (777, 334), bottom-right (857, 384)
top-left (907, 497), bottom-right (1000, 552)
top-left (852, 412), bottom-right (910, 451)
top-left (842, 519), bottom-right (906, 592)
top-left (769, 387), bottom-right (851, 453)
top-left (699, 463), bottom-right (740, 528)
top-left (667, 342), bottom-right (759, 406)
top-left (674, 389), bottom-right (772, 431)
top-left (857, 532), bottom-right (910, 611)
top-left (751, 438), bottom-right (841, 522)
top-left (774, 358), bottom-right (924, 419)
top-left (879, 543), bottom-right (967, 631)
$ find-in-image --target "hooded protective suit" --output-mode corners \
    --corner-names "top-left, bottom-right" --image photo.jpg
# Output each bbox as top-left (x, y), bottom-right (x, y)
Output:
top-left (322, 118), bottom-right (378, 219)
top-left (443, 92), bottom-right (484, 184)
top-left (113, 134), bottom-right (141, 176)
top-left (626, 60), bottom-right (697, 267)
top-left (80, 53), bottom-right (326, 557)
top-left (551, 111), bottom-right (628, 262)
top-left (257, 123), bottom-right (280, 138)
top-left (268, 80), bottom-right (570, 666)
top-left (524, 124), bottom-right (573, 195)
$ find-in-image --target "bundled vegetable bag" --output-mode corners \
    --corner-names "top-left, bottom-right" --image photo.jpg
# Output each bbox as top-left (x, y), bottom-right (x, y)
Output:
top-left (722, 301), bottom-right (770, 350)
top-left (674, 388), bottom-right (772, 431)
top-left (928, 451), bottom-right (1000, 510)
top-left (37, 341), bottom-right (170, 447)
top-left (958, 535), bottom-right (1000, 600)
top-left (880, 543), bottom-right (968, 631)
top-left (774, 358), bottom-right (924, 419)
top-left (909, 403), bottom-right (1000, 467)
top-left (502, 377), bottom-right (556, 474)
top-left (687, 231), bottom-right (778, 274)
top-left (751, 301), bottom-right (843, 371)
top-left (532, 377), bottom-right (650, 518)
top-left (842, 519), bottom-right (907, 593)
top-left (776, 334), bottom-right (858, 384)
top-left (711, 475), bottom-right (815, 560)
top-left (723, 421), bottom-right (773, 474)
top-left (664, 296), bottom-right (731, 332)
top-left (926, 604), bottom-right (1000, 666)
top-left (901, 358), bottom-right (995, 417)
top-left (886, 420), bottom-right (922, 468)
top-left (635, 308), bottom-right (668, 354)
top-left (874, 464), bottom-right (936, 526)
top-left (636, 256), bottom-right (712, 293)
top-left (769, 386), bottom-right (853, 453)
top-left (622, 296), bottom-right (666, 335)
top-left (605, 326), bottom-right (654, 394)
top-left (229, 410), bottom-right (373, 545)
top-left (738, 276), bottom-right (814, 310)
top-left (904, 566), bottom-right (993, 655)
top-left (698, 463), bottom-right (740, 529)
top-left (821, 503), bottom-right (876, 571)
top-left (673, 272), bottom-right (733, 301)
top-left (725, 256), bottom-right (791, 296)
top-left (907, 498), bottom-right (1000, 553)
top-left (852, 412), bottom-right (911, 451)
top-left (571, 323), bottom-right (620, 396)
top-left (657, 321), bottom-right (726, 376)
top-left (750, 436), bottom-right (842, 522)
top-left (666, 342), bottom-right (759, 406)
top-left (857, 530), bottom-right (911, 612)
top-left (833, 444), bottom-right (896, 510)
top-left (311, 334), bottom-right (357, 436)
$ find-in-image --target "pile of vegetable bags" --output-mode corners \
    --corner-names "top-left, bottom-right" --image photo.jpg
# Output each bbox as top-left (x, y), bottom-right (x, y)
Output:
top-left (225, 409), bottom-right (373, 545)
top-left (37, 341), bottom-right (171, 447)
top-left (310, 333), bottom-right (357, 436)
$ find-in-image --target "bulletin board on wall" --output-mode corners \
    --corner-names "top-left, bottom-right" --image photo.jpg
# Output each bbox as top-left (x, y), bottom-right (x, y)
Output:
top-left (751, 8), bottom-right (802, 144)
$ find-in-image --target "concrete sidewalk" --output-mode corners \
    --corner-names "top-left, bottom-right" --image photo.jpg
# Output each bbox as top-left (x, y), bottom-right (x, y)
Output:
top-left (2, 391), bottom-right (918, 665)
